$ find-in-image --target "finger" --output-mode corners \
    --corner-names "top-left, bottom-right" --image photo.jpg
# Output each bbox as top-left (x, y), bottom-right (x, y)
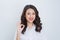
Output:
top-left (20, 24), bottom-right (25, 28)
top-left (22, 25), bottom-right (25, 28)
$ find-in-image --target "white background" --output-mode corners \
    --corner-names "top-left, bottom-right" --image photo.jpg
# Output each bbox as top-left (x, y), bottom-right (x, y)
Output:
top-left (0, 0), bottom-right (60, 40)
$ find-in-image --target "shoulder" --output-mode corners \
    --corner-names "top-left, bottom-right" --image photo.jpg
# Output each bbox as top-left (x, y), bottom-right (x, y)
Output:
top-left (35, 27), bottom-right (47, 40)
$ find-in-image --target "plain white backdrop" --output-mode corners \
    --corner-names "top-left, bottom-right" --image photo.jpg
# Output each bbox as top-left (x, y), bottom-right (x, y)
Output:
top-left (0, 0), bottom-right (60, 40)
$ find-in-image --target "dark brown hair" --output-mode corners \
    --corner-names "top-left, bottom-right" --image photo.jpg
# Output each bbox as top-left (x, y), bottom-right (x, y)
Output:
top-left (21, 5), bottom-right (42, 34)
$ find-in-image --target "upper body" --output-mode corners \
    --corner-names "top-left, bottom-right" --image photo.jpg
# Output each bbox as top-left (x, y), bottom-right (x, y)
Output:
top-left (14, 5), bottom-right (47, 40)
top-left (14, 24), bottom-right (47, 40)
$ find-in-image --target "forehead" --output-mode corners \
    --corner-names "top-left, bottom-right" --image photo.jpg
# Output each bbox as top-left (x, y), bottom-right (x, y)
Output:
top-left (26, 8), bottom-right (35, 13)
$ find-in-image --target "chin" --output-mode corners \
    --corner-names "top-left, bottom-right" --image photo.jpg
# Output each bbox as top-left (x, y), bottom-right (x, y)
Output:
top-left (29, 20), bottom-right (34, 23)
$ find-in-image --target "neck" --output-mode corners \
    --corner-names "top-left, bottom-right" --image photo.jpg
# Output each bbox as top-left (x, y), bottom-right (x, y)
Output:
top-left (27, 22), bottom-right (33, 29)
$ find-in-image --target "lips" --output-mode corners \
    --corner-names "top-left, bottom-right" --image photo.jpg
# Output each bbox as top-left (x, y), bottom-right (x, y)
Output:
top-left (29, 18), bottom-right (33, 21)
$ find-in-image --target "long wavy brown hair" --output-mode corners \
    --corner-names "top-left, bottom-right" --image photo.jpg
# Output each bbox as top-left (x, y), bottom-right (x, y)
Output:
top-left (21, 5), bottom-right (42, 34)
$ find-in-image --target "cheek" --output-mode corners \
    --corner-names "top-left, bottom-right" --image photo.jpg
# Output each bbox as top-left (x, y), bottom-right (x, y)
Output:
top-left (33, 15), bottom-right (36, 20)
top-left (25, 15), bottom-right (30, 20)
top-left (25, 14), bottom-right (36, 21)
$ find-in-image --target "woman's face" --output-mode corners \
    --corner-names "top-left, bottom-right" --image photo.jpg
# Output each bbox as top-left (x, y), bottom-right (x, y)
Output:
top-left (25, 8), bottom-right (36, 23)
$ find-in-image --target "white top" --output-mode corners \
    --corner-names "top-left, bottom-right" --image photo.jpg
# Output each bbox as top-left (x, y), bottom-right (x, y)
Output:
top-left (14, 24), bottom-right (47, 40)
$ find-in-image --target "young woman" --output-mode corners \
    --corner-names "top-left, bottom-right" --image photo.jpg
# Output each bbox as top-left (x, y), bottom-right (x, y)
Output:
top-left (14, 5), bottom-right (47, 40)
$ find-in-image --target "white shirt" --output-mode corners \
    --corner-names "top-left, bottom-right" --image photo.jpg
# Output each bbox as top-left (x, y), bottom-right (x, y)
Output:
top-left (14, 24), bottom-right (47, 40)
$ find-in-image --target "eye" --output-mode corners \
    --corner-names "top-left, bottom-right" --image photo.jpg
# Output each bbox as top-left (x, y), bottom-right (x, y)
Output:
top-left (32, 13), bottom-right (35, 15)
top-left (27, 13), bottom-right (30, 15)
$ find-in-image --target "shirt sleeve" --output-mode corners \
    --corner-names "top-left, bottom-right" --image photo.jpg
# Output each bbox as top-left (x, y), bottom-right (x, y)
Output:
top-left (40, 32), bottom-right (47, 40)
top-left (37, 27), bottom-right (47, 40)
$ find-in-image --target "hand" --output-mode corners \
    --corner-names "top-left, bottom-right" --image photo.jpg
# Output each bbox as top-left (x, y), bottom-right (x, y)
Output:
top-left (17, 21), bottom-right (25, 33)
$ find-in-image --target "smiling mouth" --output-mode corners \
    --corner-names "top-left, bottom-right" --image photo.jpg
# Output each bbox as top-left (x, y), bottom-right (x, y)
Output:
top-left (29, 18), bottom-right (33, 21)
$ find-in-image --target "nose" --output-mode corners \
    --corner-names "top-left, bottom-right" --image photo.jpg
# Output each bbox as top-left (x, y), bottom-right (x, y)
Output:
top-left (30, 13), bottom-right (33, 17)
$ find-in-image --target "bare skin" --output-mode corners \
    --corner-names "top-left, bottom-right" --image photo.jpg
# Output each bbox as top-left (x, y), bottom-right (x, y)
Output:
top-left (16, 22), bottom-right (33, 40)
top-left (16, 21), bottom-right (25, 40)
top-left (16, 8), bottom-right (36, 40)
